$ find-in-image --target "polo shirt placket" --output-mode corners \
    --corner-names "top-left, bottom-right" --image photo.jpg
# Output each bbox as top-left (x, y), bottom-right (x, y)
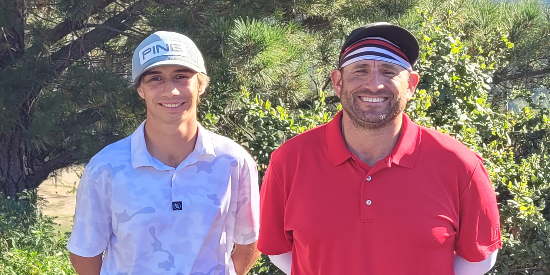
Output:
top-left (361, 167), bottom-right (375, 223)
top-left (168, 134), bottom-right (215, 213)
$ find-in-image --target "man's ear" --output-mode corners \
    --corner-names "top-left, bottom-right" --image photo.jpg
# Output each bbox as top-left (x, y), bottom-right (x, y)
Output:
top-left (406, 71), bottom-right (420, 100)
top-left (198, 86), bottom-right (206, 96)
top-left (331, 69), bottom-right (343, 98)
top-left (137, 87), bottom-right (145, 99)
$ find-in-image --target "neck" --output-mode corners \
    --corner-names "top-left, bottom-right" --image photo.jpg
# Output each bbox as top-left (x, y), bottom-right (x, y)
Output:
top-left (341, 112), bottom-right (404, 167)
top-left (144, 119), bottom-right (199, 168)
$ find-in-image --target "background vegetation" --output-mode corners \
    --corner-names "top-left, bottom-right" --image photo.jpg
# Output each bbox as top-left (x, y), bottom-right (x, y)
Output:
top-left (1, 0), bottom-right (550, 274)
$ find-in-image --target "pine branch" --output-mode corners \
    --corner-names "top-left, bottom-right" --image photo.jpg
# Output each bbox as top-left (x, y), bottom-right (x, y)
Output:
top-left (2, 0), bottom-right (117, 70)
top-left (43, 0), bottom-right (117, 46)
top-left (19, 0), bottom-right (151, 128)
top-left (26, 150), bottom-right (77, 190)
top-left (0, 0), bottom-right (26, 70)
top-left (49, 0), bottom-right (150, 73)
top-left (26, 105), bottom-right (109, 189)
top-left (60, 105), bottom-right (106, 134)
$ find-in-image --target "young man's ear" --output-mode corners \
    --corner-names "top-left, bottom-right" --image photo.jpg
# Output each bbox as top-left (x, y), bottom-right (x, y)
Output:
top-left (137, 87), bottom-right (145, 99)
top-left (198, 86), bottom-right (206, 96)
top-left (331, 69), bottom-right (343, 98)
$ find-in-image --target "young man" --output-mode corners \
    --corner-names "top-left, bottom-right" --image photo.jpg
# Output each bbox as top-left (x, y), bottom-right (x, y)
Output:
top-left (258, 22), bottom-right (502, 275)
top-left (67, 31), bottom-right (260, 275)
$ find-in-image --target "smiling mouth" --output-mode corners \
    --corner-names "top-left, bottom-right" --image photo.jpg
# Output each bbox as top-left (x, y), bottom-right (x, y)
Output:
top-left (359, 96), bottom-right (387, 103)
top-left (160, 102), bottom-right (184, 108)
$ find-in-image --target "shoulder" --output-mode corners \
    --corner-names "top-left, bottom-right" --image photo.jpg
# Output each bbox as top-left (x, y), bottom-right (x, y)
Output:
top-left (204, 129), bottom-right (256, 166)
top-left (84, 135), bottom-right (132, 180)
top-left (272, 123), bottom-right (328, 160)
top-left (417, 125), bottom-right (483, 169)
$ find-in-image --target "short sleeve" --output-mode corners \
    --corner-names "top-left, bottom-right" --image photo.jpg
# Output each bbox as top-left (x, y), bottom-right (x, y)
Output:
top-left (67, 164), bottom-right (112, 257)
top-left (232, 154), bottom-right (260, 245)
top-left (257, 162), bottom-right (293, 255)
top-left (455, 160), bottom-right (502, 262)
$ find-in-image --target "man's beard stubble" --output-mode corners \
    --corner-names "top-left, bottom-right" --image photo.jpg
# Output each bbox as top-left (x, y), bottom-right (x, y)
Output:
top-left (339, 83), bottom-right (406, 132)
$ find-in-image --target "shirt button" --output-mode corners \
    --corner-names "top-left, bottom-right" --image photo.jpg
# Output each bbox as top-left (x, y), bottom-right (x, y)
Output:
top-left (366, 176), bottom-right (372, 181)
top-left (366, 200), bottom-right (372, 205)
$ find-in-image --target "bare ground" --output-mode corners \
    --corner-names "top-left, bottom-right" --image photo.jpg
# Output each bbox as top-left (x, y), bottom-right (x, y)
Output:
top-left (38, 166), bottom-right (82, 233)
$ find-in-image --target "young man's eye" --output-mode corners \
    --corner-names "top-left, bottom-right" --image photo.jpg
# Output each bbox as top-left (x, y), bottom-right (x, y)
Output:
top-left (175, 74), bottom-right (189, 80)
top-left (146, 76), bottom-right (162, 82)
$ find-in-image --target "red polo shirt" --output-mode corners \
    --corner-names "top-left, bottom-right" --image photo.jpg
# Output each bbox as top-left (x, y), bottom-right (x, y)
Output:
top-left (258, 111), bottom-right (501, 275)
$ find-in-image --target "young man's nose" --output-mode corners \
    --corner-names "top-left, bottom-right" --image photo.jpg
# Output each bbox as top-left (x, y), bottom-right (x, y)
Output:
top-left (163, 80), bottom-right (181, 96)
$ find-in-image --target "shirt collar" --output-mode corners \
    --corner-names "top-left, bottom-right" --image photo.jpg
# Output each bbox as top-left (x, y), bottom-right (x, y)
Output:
top-left (325, 111), bottom-right (420, 168)
top-left (130, 121), bottom-right (216, 169)
top-left (389, 113), bottom-right (420, 168)
top-left (326, 111), bottom-right (353, 166)
top-left (194, 122), bottom-right (216, 156)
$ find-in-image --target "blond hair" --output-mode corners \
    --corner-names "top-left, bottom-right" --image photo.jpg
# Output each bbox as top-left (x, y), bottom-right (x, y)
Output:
top-left (197, 73), bottom-right (210, 91)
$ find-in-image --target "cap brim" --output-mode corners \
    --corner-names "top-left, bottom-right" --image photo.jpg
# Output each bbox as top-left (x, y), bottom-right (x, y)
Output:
top-left (133, 60), bottom-right (206, 85)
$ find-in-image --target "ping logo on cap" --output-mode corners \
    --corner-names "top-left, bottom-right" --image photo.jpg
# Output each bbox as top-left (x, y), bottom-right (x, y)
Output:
top-left (139, 40), bottom-right (187, 65)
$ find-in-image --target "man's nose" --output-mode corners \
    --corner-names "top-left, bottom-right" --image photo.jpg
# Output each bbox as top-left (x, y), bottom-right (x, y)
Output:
top-left (363, 72), bottom-right (385, 91)
top-left (164, 80), bottom-right (181, 96)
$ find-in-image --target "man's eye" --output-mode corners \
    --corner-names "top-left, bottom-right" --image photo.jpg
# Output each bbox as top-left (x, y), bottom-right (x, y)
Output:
top-left (175, 74), bottom-right (189, 80)
top-left (147, 76), bottom-right (162, 82)
top-left (383, 71), bottom-right (397, 76)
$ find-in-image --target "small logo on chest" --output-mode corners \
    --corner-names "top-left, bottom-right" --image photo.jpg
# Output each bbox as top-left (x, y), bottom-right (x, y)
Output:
top-left (172, 201), bottom-right (183, 211)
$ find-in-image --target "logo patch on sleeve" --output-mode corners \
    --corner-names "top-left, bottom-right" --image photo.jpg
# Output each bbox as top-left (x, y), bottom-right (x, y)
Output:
top-left (491, 224), bottom-right (501, 241)
top-left (172, 201), bottom-right (183, 211)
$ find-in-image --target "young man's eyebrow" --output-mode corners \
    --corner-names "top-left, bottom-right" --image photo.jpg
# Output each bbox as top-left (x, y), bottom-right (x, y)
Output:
top-left (141, 68), bottom-right (195, 77)
top-left (140, 71), bottom-right (158, 78)
top-left (173, 68), bottom-right (195, 73)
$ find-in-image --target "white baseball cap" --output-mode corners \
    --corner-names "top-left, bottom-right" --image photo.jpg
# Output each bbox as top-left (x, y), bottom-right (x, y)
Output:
top-left (132, 31), bottom-right (207, 85)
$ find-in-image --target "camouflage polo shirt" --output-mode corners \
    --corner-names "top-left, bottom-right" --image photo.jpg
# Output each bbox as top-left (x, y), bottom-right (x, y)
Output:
top-left (67, 121), bottom-right (259, 275)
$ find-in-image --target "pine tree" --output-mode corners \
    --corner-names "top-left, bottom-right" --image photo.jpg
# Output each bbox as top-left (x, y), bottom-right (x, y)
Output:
top-left (0, 0), bottom-right (152, 198)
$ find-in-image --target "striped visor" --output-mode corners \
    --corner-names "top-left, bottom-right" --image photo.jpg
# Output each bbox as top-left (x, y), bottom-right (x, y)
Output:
top-left (338, 37), bottom-right (412, 71)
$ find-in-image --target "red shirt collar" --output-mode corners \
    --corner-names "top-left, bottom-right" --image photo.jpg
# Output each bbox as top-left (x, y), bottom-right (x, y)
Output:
top-left (326, 111), bottom-right (421, 168)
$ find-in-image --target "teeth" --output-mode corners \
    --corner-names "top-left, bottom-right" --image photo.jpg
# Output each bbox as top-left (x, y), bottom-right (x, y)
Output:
top-left (360, 97), bottom-right (385, 103)
top-left (162, 103), bottom-right (182, 108)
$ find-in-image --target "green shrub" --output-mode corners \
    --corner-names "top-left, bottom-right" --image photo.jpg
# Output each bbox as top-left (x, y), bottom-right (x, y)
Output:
top-left (0, 190), bottom-right (76, 275)
top-left (411, 16), bottom-right (550, 274)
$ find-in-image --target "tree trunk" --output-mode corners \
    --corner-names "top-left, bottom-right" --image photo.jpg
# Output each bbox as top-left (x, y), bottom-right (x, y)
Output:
top-left (0, 131), bottom-right (32, 199)
top-left (0, 129), bottom-right (77, 199)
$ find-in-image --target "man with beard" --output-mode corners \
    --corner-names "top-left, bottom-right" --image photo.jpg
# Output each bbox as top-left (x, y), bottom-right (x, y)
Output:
top-left (257, 22), bottom-right (502, 275)
top-left (67, 31), bottom-right (260, 275)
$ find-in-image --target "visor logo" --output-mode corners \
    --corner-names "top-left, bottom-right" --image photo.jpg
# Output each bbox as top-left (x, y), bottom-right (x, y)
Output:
top-left (139, 41), bottom-right (187, 65)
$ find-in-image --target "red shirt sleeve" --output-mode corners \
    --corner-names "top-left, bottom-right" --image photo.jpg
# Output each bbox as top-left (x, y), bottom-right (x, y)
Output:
top-left (258, 161), bottom-right (293, 255)
top-left (455, 160), bottom-right (502, 262)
